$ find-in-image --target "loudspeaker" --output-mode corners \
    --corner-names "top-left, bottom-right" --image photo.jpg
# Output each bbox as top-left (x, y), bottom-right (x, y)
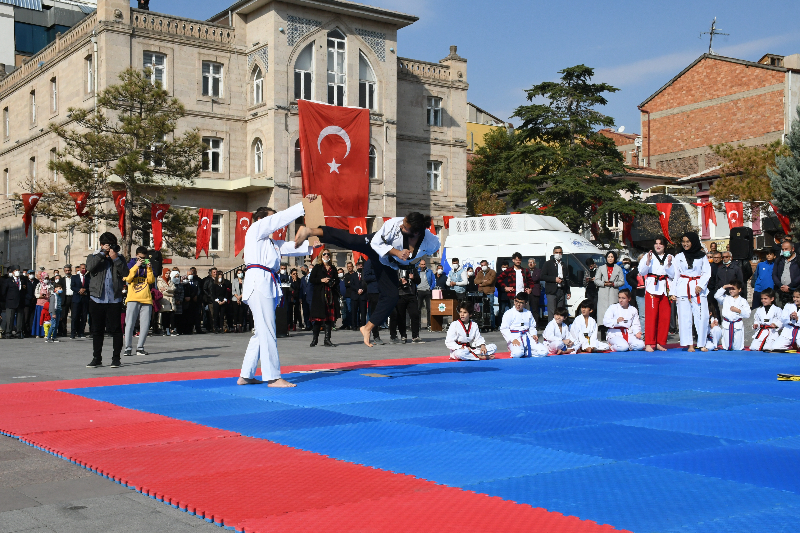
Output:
top-left (729, 226), bottom-right (753, 260)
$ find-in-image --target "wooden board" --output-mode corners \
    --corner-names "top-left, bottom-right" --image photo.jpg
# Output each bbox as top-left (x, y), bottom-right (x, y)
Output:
top-left (302, 196), bottom-right (326, 246)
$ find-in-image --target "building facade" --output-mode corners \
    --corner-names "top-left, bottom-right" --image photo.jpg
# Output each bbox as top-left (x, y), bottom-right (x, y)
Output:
top-left (0, 0), bottom-right (468, 272)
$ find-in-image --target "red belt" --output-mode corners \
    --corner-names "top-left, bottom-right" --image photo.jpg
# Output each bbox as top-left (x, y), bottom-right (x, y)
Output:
top-left (681, 275), bottom-right (702, 304)
top-left (646, 274), bottom-right (669, 296)
top-left (610, 326), bottom-right (629, 342)
top-left (756, 324), bottom-right (776, 351)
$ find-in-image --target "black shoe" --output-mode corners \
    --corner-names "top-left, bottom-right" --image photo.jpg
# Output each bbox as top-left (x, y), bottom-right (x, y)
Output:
top-left (135, 349), bottom-right (148, 356)
top-left (324, 324), bottom-right (336, 347)
top-left (372, 335), bottom-right (386, 345)
top-left (401, 337), bottom-right (407, 344)
top-left (390, 337), bottom-right (401, 344)
top-left (412, 337), bottom-right (424, 343)
top-left (124, 348), bottom-right (133, 357)
top-left (110, 359), bottom-right (122, 368)
top-left (86, 358), bottom-right (103, 368)
top-left (310, 323), bottom-right (321, 347)
top-left (70, 335), bottom-right (76, 339)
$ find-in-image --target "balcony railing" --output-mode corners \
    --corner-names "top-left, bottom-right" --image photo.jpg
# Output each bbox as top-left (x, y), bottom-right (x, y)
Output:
top-left (131, 9), bottom-right (235, 44)
top-left (397, 58), bottom-right (451, 81)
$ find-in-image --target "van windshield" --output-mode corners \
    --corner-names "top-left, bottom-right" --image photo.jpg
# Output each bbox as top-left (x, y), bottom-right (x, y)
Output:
top-left (570, 253), bottom-right (606, 288)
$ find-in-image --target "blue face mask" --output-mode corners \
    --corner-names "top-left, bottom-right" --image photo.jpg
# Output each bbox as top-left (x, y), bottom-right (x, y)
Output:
top-left (783, 250), bottom-right (792, 258)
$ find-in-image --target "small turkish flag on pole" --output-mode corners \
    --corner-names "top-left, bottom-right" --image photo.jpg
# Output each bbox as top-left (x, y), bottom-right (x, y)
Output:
top-left (195, 208), bottom-right (214, 259)
top-left (151, 204), bottom-right (169, 251)
top-left (69, 192), bottom-right (90, 218)
top-left (724, 202), bottom-right (744, 228)
top-left (234, 211), bottom-right (252, 257)
top-left (21, 193), bottom-right (43, 237)
top-left (656, 203), bottom-right (673, 243)
top-left (298, 100), bottom-right (369, 231)
top-left (348, 217), bottom-right (368, 263)
top-left (112, 191), bottom-right (127, 237)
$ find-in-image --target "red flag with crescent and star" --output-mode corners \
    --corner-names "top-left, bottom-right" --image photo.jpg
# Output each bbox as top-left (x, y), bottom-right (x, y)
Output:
top-left (769, 202), bottom-right (791, 234)
top-left (724, 202), bottom-right (744, 229)
top-left (348, 217), bottom-right (368, 263)
top-left (112, 191), bottom-right (127, 237)
top-left (692, 201), bottom-right (717, 233)
top-left (234, 211), bottom-right (252, 257)
top-left (272, 225), bottom-right (288, 241)
top-left (69, 192), bottom-right (90, 218)
top-left (21, 193), bottom-right (43, 237)
top-left (656, 203), bottom-right (673, 244)
top-left (298, 100), bottom-right (369, 230)
top-left (195, 208), bottom-right (214, 259)
top-left (151, 204), bottom-right (169, 251)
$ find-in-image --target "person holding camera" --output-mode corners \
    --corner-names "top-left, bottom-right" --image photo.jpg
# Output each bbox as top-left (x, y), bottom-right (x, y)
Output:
top-left (123, 247), bottom-right (155, 357)
top-left (85, 232), bottom-right (130, 368)
top-left (309, 249), bottom-right (339, 347)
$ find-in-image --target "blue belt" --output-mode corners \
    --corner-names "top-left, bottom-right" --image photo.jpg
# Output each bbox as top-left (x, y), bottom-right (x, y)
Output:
top-left (246, 264), bottom-right (283, 307)
top-left (510, 329), bottom-right (531, 357)
top-left (724, 318), bottom-right (742, 351)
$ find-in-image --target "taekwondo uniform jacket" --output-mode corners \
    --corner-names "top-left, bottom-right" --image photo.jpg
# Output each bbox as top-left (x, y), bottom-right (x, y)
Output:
top-left (500, 308), bottom-right (538, 344)
top-left (371, 217), bottom-right (441, 270)
top-left (445, 319), bottom-right (489, 353)
top-left (672, 253), bottom-right (711, 302)
top-left (714, 288), bottom-right (751, 333)
top-left (543, 319), bottom-right (575, 353)
top-left (751, 304), bottom-right (783, 351)
top-left (776, 303), bottom-right (800, 349)
top-left (242, 203), bottom-right (311, 303)
top-left (603, 304), bottom-right (642, 339)
top-left (570, 316), bottom-right (608, 351)
top-left (638, 254), bottom-right (674, 296)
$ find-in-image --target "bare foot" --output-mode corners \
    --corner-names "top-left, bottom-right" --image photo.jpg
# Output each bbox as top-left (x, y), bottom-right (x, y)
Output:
top-left (237, 377), bottom-right (262, 385)
top-left (656, 345), bottom-right (667, 351)
top-left (687, 345), bottom-right (695, 352)
top-left (360, 325), bottom-right (375, 347)
top-left (700, 347), bottom-right (708, 352)
top-left (645, 345), bottom-right (655, 352)
top-left (267, 378), bottom-right (296, 388)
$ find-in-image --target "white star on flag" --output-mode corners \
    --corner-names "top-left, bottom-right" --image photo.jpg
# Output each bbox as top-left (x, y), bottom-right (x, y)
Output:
top-left (327, 158), bottom-right (341, 173)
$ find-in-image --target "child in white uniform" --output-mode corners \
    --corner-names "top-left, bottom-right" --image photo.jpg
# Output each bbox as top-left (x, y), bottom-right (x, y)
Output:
top-left (603, 289), bottom-right (645, 352)
top-left (500, 292), bottom-right (548, 357)
top-left (445, 301), bottom-right (497, 360)
top-left (705, 315), bottom-right (722, 351)
top-left (542, 307), bottom-right (576, 355)
top-left (750, 288), bottom-right (783, 352)
top-left (570, 300), bottom-right (609, 352)
top-left (772, 289), bottom-right (800, 351)
top-left (714, 281), bottom-right (751, 351)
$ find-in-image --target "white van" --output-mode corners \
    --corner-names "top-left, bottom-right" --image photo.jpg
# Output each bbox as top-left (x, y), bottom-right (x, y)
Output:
top-left (443, 214), bottom-right (606, 316)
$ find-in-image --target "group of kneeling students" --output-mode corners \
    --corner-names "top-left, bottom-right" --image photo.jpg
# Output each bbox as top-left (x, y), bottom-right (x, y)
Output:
top-left (445, 234), bottom-right (800, 360)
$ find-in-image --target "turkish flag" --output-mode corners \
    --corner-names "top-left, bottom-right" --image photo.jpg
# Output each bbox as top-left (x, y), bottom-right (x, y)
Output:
top-left (349, 217), bottom-right (368, 263)
top-left (298, 100), bottom-right (369, 227)
top-left (195, 208), bottom-right (213, 259)
top-left (725, 202), bottom-right (744, 228)
top-left (443, 216), bottom-right (453, 229)
top-left (69, 192), bottom-right (89, 218)
top-left (622, 214), bottom-right (634, 246)
top-left (429, 220), bottom-right (437, 235)
top-left (272, 225), bottom-right (288, 241)
top-left (151, 204), bottom-right (169, 251)
top-left (769, 202), bottom-right (791, 234)
top-left (21, 193), bottom-right (43, 237)
top-left (234, 211), bottom-right (252, 257)
top-left (311, 245), bottom-right (325, 262)
top-left (383, 217), bottom-right (392, 224)
top-left (693, 202), bottom-right (717, 233)
top-left (656, 203), bottom-right (673, 243)
top-left (112, 190), bottom-right (126, 237)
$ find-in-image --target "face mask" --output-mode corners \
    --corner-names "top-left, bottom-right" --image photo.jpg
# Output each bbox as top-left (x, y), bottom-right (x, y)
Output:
top-left (29, 274), bottom-right (35, 280)
top-left (171, 275), bottom-right (179, 282)
top-left (218, 277), bottom-right (223, 283)
top-left (13, 271), bottom-right (19, 277)
top-left (783, 250), bottom-right (792, 258)
top-left (280, 269), bottom-right (287, 274)
top-left (338, 272), bottom-right (344, 278)
top-left (723, 260), bottom-right (731, 265)
top-left (237, 273), bottom-right (243, 279)
top-left (467, 272), bottom-right (474, 277)
top-left (437, 269), bottom-right (443, 275)
top-left (122, 289), bottom-right (127, 294)
top-left (452, 264), bottom-right (459, 270)
top-left (189, 274), bottom-right (195, 280)
top-left (623, 264), bottom-right (630, 270)
top-left (54, 277), bottom-right (60, 283)
top-left (554, 254), bottom-right (562, 261)
top-left (481, 266), bottom-right (487, 271)
top-left (323, 257), bottom-right (330, 263)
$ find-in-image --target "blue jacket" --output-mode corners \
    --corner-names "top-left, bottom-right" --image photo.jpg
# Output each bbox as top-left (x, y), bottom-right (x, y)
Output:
top-left (618, 263), bottom-right (632, 291)
top-left (301, 275), bottom-right (313, 305)
top-left (362, 260), bottom-right (379, 294)
top-left (417, 267), bottom-right (436, 289)
top-left (338, 278), bottom-right (346, 296)
top-left (753, 260), bottom-right (775, 292)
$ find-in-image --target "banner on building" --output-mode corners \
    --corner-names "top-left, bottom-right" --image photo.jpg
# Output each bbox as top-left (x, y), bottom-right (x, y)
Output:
top-left (112, 191), bottom-right (127, 237)
top-left (692, 201), bottom-right (717, 234)
top-left (151, 204), bottom-right (169, 251)
top-left (234, 211), bottom-right (252, 257)
top-left (21, 193), bottom-right (43, 237)
top-left (195, 208), bottom-right (213, 259)
top-left (348, 217), bottom-right (368, 263)
top-left (69, 192), bottom-right (90, 218)
top-left (724, 202), bottom-right (744, 228)
top-left (655, 203), bottom-right (673, 243)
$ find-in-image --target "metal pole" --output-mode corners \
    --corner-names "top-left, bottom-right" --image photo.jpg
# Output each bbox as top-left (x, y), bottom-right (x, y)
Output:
top-left (31, 215), bottom-right (35, 271)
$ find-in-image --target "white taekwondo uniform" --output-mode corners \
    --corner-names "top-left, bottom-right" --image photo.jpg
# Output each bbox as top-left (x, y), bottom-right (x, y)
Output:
top-left (542, 319), bottom-right (576, 355)
top-left (603, 303), bottom-right (645, 352)
top-left (370, 217), bottom-right (441, 270)
top-left (773, 303), bottom-right (800, 351)
top-left (500, 307), bottom-right (547, 357)
top-left (714, 287), bottom-right (751, 351)
top-left (750, 303), bottom-right (783, 351)
top-left (445, 319), bottom-right (497, 360)
top-left (672, 252), bottom-right (711, 347)
top-left (705, 318), bottom-right (723, 351)
top-left (240, 203), bottom-right (311, 381)
top-left (570, 315), bottom-right (609, 352)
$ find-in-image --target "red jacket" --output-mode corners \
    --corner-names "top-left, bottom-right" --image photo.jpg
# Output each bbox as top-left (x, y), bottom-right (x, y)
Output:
top-left (496, 267), bottom-right (536, 297)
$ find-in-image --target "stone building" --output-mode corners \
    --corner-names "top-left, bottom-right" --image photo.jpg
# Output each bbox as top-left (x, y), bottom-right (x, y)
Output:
top-left (0, 0), bottom-right (468, 272)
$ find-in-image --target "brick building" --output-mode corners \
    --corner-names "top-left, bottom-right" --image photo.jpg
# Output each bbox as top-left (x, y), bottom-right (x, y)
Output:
top-left (0, 0), bottom-right (469, 272)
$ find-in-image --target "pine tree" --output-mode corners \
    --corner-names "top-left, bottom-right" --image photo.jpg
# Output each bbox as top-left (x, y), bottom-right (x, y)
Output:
top-left (20, 68), bottom-right (203, 258)
top-left (769, 106), bottom-right (800, 236)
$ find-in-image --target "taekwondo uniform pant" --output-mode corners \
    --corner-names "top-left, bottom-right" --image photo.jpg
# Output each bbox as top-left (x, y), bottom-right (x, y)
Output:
top-left (450, 344), bottom-right (497, 361)
top-left (546, 340), bottom-right (576, 355)
top-left (677, 296), bottom-right (708, 347)
top-left (607, 328), bottom-right (645, 352)
top-left (645, 293), bottom-right (671, 347)
top-left (705, 326), bottom-right (722, 350)
top-left (773, 325), bottom-right (800, 351)
top-left (721, 319), bottom-right (744, 351)
top-left (507, 331), bottom-right (548, 358)
top-left (575, 337), bottom-right (609, 352)
top-left (750, 326), bottom-right (779, 351)
top-left (240, 293), bottom-right (281, 381)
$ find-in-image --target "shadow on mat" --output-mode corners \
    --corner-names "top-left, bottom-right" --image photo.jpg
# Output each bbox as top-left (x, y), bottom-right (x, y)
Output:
top-left (287, 365), bottom-right (500, 384)
top-left (121, 354), bottom-right (222, 365)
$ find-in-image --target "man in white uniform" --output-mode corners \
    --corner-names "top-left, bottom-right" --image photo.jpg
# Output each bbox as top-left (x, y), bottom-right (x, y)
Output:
top-left (445, 301), bottom-right (496, 360)
top-left (500, 293), bottom-right (548, 357)
top-left (296, 213), bottom-right (440, 347)
top-left (238, 196), bottom-right (315, 387)
top-left (603, 289), bottom-right (645, 352)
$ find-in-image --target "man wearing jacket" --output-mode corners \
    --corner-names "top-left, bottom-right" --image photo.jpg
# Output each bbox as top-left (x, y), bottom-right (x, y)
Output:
top-left (541, 246), bottom-right (572, 320)
top-left (416, 259), bottom-right (435, 330)
top-left (85, 232), bottom-right (129, 368)
top-left (774, 241), bottom-right (800, 306)
top-left (70, 263), bottom-right (90, 338)
top-left (345, 261), bottom-right (365, 330)
top-left (496, 253), bottom-right (535, 306)
top-left (474, 259), bottom-right (497, 329)
top-left (362, 259), bottom-right (383, 343)
top-left (1, 266), bottom-right (26, 339)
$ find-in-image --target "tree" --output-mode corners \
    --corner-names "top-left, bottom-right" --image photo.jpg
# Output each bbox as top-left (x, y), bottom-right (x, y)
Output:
top-left (769, 106), bottom-right (800, 236)
top-left (21, 68), bottom-right (204, 258)
top-left (467, 127), bottom-right (527, 215)
top-left (709, 140), bottom-right (789, 216)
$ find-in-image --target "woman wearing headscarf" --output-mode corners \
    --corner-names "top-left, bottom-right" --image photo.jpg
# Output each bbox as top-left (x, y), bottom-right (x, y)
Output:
top-left (638, 236), bottom-right (674, 351)
top-left (594, 251), bottom-right (625, 336)
top-left (309, 249), bottom-right (338, 347)
top-left (671, 231), bottom-right (711, 351)
top-left (32, 271), bottom-right (52, 337)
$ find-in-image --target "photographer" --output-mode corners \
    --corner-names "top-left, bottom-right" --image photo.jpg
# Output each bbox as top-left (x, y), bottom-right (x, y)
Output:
top-left (85, 233), bottom-right (130, 368)
top-left (123, 247), bottom-right (155, 357)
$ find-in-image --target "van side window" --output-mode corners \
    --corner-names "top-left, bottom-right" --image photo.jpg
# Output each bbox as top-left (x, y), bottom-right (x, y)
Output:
top-left (565, 254), bottom-right (587, 287)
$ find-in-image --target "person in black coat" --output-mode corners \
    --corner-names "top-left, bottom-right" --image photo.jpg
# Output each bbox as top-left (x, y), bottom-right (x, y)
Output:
top-left (541, 246), bottom-right (572, 319)
top-left (1, 266), bottom-right (26, 338)
top-left (211, 274), bottom-right (228, 333)
top-left (24, 271), bottom-right (38, 336)
top-left (70, 264), bottom-right (90, 338)
top-left (309, 251), bottom-right (338, 347)
top-left (344, 261), bottom-right (366, 331)
top-left (773, 241), bottom-right (800, 306)
top-left (361, 259), bottom-right (384, 343)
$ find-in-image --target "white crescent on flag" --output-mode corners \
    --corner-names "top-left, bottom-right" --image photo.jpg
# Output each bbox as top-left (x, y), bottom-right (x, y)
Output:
top-left (659, 211), bottom-right (667, 220)
top-left (201, 216), bottom-right (210, 229)
top-left (317, 126), bottom-right (351, 158)
top-left (352, 225), bottom-right (364, 234)
top-left (239, 217), bottom-right (250, 229)
top-left (155, 209), bottom-right (163, 221)
top-left (30, 195), bottom-right (40, 202)
top-left (119, 198), bottom-right (126, 207)
top-left (728, 211), bottom-right (738, 225)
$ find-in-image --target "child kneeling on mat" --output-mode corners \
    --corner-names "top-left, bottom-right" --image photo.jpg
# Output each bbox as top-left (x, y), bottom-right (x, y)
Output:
top-left (570, 300), bottom-right (609, 352)
top-left (500, 293), bottom-right (548, 357)
top-left (543, 307), bottom-right (576, 355)
top-left (750, 288), bottom-right (782, 352)
top-left (603, 289), bottom-right (645, 352)
top-left (705, 314), bottom-right (723, 351)
top-left (445, 301), bottom-right (496, 360)
top-left (772, 289), bottom-right (800, 352)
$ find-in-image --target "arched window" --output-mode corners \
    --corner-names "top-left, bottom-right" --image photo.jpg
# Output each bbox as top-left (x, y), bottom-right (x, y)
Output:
top-left (252, 66), bottom-right (263, 105)
top-left (327, 29), bottom-right (346, 106)
top-left (359, 52), bottom-right (376, 110)
top-left (254, 139), bottom-right (263, 174)
top-left (294, 139), bottom-right (302, 172)
top-left (369, 145), bottom-right (377, 179)
top-left (294, 43), bottom-right (313, 101)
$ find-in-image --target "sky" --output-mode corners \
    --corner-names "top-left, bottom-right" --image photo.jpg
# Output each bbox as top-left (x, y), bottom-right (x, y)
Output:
top-left (145, 0), bottom-right (800, 135)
